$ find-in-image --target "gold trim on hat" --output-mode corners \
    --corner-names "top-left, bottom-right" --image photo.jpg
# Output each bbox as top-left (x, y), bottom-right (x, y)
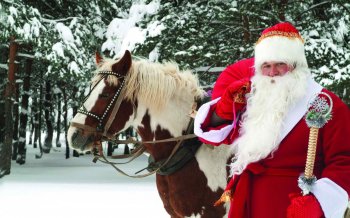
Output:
top-left (256, 31), bottom-right (304, 44)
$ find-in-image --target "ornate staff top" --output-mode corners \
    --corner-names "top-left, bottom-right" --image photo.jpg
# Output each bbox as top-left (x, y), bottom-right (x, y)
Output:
top-left (305, 92), bottom-right (333, 129)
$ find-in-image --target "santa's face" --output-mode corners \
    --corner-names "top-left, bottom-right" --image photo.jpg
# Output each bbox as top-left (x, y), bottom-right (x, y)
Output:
top-left (229, 66), bottom-right (309, 175)
top-left (261, 61), bottom-right (294, 77)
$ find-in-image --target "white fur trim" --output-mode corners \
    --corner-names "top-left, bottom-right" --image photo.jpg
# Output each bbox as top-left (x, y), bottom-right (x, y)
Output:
top-left (255, 36), bottom-right (308, 71)
top-left (194, 98), bottom-right (234, 143)
top-left (278, 77), bottom-right (322, 144)
top-left (311, 178), bottom-right (349, 218)
top-left (194, 78), bottom-right (322, 145)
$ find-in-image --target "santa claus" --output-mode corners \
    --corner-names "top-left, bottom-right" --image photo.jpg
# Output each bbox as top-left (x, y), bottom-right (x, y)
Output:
top-left (194, 22), bottom-right (350, 218)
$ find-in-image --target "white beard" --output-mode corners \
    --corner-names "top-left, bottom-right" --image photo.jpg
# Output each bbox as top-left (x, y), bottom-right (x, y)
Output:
top-left (229, 68), bottom-right (309, 175)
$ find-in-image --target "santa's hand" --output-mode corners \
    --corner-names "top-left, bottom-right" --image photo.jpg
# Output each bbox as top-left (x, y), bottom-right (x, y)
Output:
top-left (215, 78), bottom-right (251, 120)
top-left (287, 193), bottom-right (324, 218)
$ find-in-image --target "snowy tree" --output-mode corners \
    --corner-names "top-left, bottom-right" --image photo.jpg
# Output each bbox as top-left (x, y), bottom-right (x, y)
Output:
top-left (0, 0), bottom-right (136, 166)
top-left (300, 1), bottom-right (350, 104)
top-left (135, 0), bottom-right (349, 104)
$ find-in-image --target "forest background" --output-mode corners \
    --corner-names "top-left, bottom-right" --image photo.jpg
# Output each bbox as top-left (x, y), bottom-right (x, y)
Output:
top-left (0, 0), bottom-right (349, 178)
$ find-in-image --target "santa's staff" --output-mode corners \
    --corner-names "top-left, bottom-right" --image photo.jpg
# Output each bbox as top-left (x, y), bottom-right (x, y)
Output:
top-left (287, 92), bottom-right (333, 218)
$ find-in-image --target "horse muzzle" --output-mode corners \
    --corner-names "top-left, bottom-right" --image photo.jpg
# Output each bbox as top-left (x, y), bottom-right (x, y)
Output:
top-left (67, 127), bottom-right (96, 152)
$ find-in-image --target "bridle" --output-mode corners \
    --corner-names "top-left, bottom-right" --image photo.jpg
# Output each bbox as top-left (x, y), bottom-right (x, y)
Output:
top-left (70, 70), bottom-right (127, 139)
top-left (70, 69), bottom-right (200, 178)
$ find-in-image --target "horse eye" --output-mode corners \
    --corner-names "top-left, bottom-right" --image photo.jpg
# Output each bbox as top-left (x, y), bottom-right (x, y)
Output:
top-left (99, 93), bottom-right (110, 98)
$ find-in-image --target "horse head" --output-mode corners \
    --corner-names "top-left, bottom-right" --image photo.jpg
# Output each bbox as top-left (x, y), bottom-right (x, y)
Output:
top-left (68, 50), bottom-right (135, 151)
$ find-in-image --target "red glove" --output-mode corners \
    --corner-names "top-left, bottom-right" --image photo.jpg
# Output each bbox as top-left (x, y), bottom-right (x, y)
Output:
top-left (287, 193), bottom-right (324, 218)
top-left (215, 78), bottom-right (251, 120)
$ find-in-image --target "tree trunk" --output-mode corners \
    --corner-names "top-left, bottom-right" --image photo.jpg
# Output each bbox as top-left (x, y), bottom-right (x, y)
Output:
top-left (242, 14), bottom-right (250, 43)
top-left (62, 87), bottom-right (70, 159)
top-left (12, 80), bottom-right (19, 162)
top-left (33, 96), bottom-right (39, 149)
top-left (43, 80), bottom-right (53, 153)
top-left (56, 92), bottom-right (62, 147)
top-left (107, 141), bottom-right (113, 156)
top-left (312, 0), bottom-right (328, 20)
top-left (35, 83), bottom-right (43, 159)
top-left (72, 86), bottom-right (80, 157)
top-left (0, 47), bottom-right (7, 148)
top-left (29, 117), bottom-right (34, 145)
top-left (278, 0), bottom-right (288, 21)
top-left (123, 128), bottom-right (133, 154)
top-left (0, 86), bottom-right (5, 163)
top-left (16, 58), bottom-right (32, 164)
top-left (0, 36), bottom-right (17, 178)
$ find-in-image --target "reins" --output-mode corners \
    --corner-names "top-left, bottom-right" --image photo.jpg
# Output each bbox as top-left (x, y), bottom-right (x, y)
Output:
top-left (92, 133), bottom-right (197, 178)
top-left (70, 117), bottom-right (198, 177)
top-left (109, 133), bottom-right (197, 146)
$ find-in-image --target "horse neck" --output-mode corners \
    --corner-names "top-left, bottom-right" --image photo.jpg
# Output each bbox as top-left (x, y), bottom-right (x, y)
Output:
top-left (134, 101), bottom-right (192, 161)
top-left (137, 125), bottom-right (178, 162)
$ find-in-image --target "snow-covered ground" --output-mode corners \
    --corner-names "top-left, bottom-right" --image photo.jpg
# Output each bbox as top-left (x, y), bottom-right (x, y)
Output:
top-left (0, 145), bottom-right (169, 218)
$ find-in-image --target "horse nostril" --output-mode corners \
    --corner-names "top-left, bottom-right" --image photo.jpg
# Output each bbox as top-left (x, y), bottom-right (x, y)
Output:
top-left (71, 130), bottom-right (93, 151)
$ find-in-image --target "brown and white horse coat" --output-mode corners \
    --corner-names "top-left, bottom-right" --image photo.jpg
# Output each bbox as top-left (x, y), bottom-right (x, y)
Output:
top-left (68, 51), bottom-right (231, 218)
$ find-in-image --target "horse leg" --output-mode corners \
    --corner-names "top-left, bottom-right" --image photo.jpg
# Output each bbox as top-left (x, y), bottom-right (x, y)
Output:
top-left (156, 176), bottom-right (183, 218)
top-left (201, 204), bottom-right (228, 218)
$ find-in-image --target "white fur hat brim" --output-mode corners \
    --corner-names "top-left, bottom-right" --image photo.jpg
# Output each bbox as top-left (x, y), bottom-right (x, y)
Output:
top-left (254, 36), bottom-right (308, 73)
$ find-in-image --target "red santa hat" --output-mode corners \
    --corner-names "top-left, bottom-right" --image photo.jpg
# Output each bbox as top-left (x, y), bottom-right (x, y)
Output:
top-left (254, 22), bottom-right (308, 73)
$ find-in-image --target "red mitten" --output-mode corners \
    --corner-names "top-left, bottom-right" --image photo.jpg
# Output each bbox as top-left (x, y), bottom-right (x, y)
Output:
top-left (287, 193), bottom-right (324, 218)
top-left (215, 78), bottom-right (251, 120)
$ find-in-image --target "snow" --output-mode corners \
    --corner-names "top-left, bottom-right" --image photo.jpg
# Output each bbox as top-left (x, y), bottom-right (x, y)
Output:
top-left (334, 19), bottom-right (348, 42)
top-left (0, 146), bottom-right (168, 218)
top-left (101, 0), bottom-right (162, 58)
top-left (56, 22), bottom-right (74, 43)
top-left (9, 6), bottom-right (17, 17)
top-left (51, 42), bottom-right (65, 58)
top-left (149, 46), bottom-right (160, 62)
top-left (0, 63), bottom-right (8, 70)
top-left (7, 14), bottom-right (15, 26)
top-left (68, 61), bottom-right (80, 74)
top-left (147, 21), bottom-right (165, 37)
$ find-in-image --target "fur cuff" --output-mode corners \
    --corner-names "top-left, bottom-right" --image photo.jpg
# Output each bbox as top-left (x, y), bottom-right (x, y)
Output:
top-left (311, 178), bottom-right (349, 218)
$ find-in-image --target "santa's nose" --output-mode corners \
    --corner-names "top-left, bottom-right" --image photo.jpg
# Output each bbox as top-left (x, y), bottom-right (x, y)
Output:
top-left (268, 66), bottom-right (279, 76)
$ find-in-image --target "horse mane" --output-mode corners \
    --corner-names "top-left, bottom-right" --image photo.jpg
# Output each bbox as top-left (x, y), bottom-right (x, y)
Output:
top-left (92, 58), bottom-right (204, 112)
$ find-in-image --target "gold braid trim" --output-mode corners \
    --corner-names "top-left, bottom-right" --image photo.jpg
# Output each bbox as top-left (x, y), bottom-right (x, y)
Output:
top-left (256, 31), bottom-right (304, 44)
top-left (214, 190), bottom-right (233, 206)
top-left (234, 83), bottom-right (249, 104)
top-left (304, 127), bottom-right (319, 179)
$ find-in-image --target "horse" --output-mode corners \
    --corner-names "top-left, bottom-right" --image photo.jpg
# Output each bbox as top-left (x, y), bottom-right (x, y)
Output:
top-left (67, 50), bottom-right (232, 218)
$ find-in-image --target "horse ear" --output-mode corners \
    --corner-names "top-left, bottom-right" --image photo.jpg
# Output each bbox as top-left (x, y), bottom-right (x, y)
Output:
top-left (95, 51), bottom-right (103, 65)
top-left (112, 50), bottom-right (132, 75)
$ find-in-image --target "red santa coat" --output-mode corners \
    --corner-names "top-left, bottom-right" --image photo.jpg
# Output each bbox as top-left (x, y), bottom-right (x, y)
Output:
top-left (227, 89), bottom-right (350, 218)
top-left (194, 59), bottom-right (350, 218)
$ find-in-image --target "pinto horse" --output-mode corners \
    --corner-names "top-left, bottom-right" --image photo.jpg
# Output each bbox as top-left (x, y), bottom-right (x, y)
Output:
top-left (67, 50), bottom-right (232, 218)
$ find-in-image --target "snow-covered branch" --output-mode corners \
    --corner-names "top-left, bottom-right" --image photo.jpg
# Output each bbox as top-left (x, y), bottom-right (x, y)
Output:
top-left (41, 17), bottom-right (83, 24)
top-left (0, 63), bottom-right (8, 70)
top-left (17, 52), bottom-right (35, 59)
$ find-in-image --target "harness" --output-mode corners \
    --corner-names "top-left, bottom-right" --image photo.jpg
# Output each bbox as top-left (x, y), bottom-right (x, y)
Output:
top-left (70, 69), bottom-right (209, 177)
top-left (145, 116), bottom-right (202, 175)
